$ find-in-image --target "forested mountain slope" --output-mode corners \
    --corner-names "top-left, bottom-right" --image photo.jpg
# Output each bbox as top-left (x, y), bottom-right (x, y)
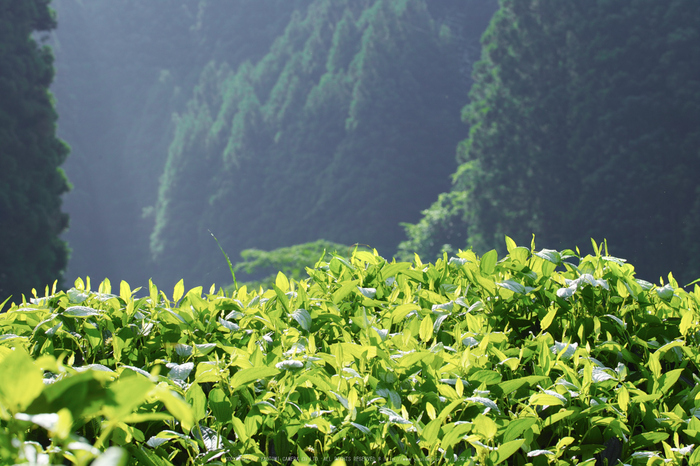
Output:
top-left (51, 0), bottom-right (314, 287)
top-left (400, 0), bottom-right (700, 285)
top-left (51, 0), bottom-right (496, 289)
top-left (150, 0), bottom-right (496, 287)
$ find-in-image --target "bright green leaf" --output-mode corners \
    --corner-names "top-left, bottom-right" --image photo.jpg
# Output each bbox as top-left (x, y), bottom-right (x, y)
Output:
top-left (0, 348), bottom-right (43, 412)
top-left (419, 315), bottom-right (433, 342)
top-left (186, 383), bottom-right (207, 422)
top-left (231, 367), bottom-right (279, 391)
top-left (494, 439), bottom-right (525, 465)
top-left (480, 249), bottom-right (498, 275)
top-left (173, 279), bottom-right (184, 302)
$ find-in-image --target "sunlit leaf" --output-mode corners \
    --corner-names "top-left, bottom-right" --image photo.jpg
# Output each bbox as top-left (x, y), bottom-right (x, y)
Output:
top-left (419, 315), bottom-right (433, 342)
top-left (291, 308), bottom-right (312, 331)
top-left (0, 348), bottom-right (43, 412)
top-left (494, 439), bottom-right (525, 464)
top-left (357, 287), bottom-right (377, 299)
top-left (480, 249), bottom-right (498, 275)
top-left (168, 362), bottom-right (194, 381)
top-left (186, 383), bottom-right (207, 422)
top-left (276, 272), bottom-right (290, 292)
top-left (63, 306), bottom-right (101, 318)
top-left (91, 447), bottom-right (128, 466)
top-left (173, 279), bottom-right (184, 302)
top-left (535, 249), bottom-right (561, 264)
top-left (231, 366), bottom-right (279, 390)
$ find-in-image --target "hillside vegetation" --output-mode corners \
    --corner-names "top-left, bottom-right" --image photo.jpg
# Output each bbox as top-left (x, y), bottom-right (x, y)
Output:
top-left (48, 0), bottom-right (496, 289)
top-left (400, 0), bottom-right (700, 285)
top-left (50, 0), bottom-right (315, 288)
top-left (150, 0), bottom-right (488, 287)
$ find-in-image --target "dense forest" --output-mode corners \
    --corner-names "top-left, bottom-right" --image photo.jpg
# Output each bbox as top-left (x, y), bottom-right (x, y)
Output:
top-left (1, 0), bottom-right (699, 299)
top-left (49, 0), bottom-right (496, 289)
top-left (49, 0), bottom-right (319, 288)
top-left (399, 0), bottom-right (700, 285)
top-left (150, 0), bottom-right (495, 286)
top-left (0, 0), bottom-right (71, 299)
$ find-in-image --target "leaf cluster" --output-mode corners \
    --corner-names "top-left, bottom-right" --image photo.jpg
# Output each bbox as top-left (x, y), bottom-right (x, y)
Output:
top-left (231, 240), bottom-right (352, 290)
top-left (2, 238), bottom-right (700, 465)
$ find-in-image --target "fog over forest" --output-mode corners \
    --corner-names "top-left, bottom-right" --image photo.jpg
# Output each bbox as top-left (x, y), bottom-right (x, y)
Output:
top-left (49, 0), bottom-right (498, 289)
top-left (2, 0), bottom-right (698, 299)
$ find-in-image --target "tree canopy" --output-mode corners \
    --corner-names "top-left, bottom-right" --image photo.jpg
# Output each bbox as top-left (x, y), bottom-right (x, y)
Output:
top-left (150, 0), bottom-right (495, 287)
top-left (50, 0), bottom-right (313, 287)
top-left (0, 0), bottom-right (71, 300)
top-left (400, 0), bottom-right (700, 285)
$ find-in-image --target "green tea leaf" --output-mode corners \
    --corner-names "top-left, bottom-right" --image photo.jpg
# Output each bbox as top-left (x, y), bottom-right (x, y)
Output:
top-left (505, 236), bottom-right (517, 254)
top-left (103, 373), bottom-right (154, 421)
top-left (153, 386), bottom-right (195, 432)
top-left (535, 249), bottom-right (561, 264)
top-left (494, 439), bottom-right (525, 465)
top-left (173, 279), bottom-right (185, 302)
top-left (630, 432), bottom-right (670, 449)
top-left (119, 280), bottom-right (131, 302)
top-left (419, 315), bottom-right (433, 342)
top-left (276, 271), bottom-right (290, 292)
top-left (441, 422), bottom-right (472, 451)
top-left (529, 394), bottom-right (566, 406)
top-left (354, 250), bottom-right (379, 265)
top-left (503, 418), bottom-right (536, 442)
top-left (470, 369), bottom-right (503, 386)
top-left (540, 307), bottom-right (558, 331)
top-left (618, 385), bottom-right (629, 412)
top-left (63, 306), bottom-right (101, 318)
top-left (391, 303), bottom-right (421, 323)
top-left (208, 388), bottom-right (232, 425)
top-left (332, 280), bottom-right (360, 304)
top-left (648, 354), bottom-right (662, 380)
top-left (680, 311), bottom-right (694, 336)
top-left (421, 418), bottom-right (442, 444)
top-left (186, 383), bottom-right (207, 422)
top-left (231, 367), bottom-right (279, 391)
top-left (273, 285), bottom-right (290, 313)
top-left (168, 362), bottom-right (194, 381)
top-left (231, 416), bottom-right (248, 442)
top-left (291, 308), bottom-right (312, 332)
top-left (543, 409), bottom-right (575, 428)
top-left (0, 348), bottom-right (43, 412)
top-left (656, 368), bottom-right (683, 395)
top-left (92, 447), bottom-right (128, 466)
top-left (480, 249), bottom-right (498, 275)
top-left (499, 376), bottom-right (547, 396)
top-left (473, 414), bottom-right (497, 440)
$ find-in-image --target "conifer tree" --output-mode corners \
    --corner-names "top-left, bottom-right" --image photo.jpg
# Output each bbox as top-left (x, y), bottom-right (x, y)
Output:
top-left (402, 0), bottom-right (700, 283)
top-left (150, 0), bottom-right (494, 287)
top-left (0, 0), bottom-right (71, 300)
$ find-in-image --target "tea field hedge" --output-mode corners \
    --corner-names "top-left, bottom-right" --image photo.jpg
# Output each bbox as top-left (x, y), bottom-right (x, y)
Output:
top-left (2, 238), bottom-right (700, 465)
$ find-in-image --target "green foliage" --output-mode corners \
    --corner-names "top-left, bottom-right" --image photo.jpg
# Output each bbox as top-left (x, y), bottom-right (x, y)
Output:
top-left (403, 0), bottom-right (700, 284)
top-left (3, 239), bottom-right (700, 464)
top-left (51, 0), bottom-right (312, 288)
top-left (397, 190), bottom-right (470, 261)
top-left (232, 240), bottom-right (351, 290)
top-left (0, 0), bottom-right (71, 300)
top-left (150, 0), bottom-right (493, 287)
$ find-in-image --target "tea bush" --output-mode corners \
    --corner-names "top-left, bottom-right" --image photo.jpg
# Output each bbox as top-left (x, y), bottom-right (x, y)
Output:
top-left (2, 238), bottom-right (700, 465)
